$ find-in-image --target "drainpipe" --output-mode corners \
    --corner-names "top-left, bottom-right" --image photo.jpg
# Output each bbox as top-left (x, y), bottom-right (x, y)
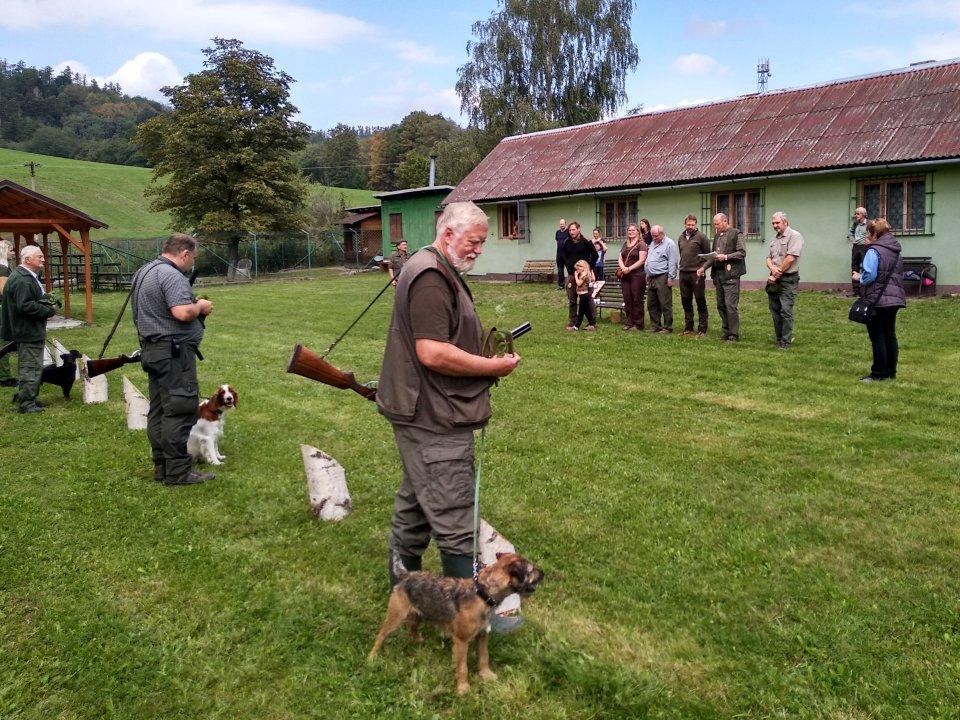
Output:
top-left (429, 154), bottom-right (437, 187)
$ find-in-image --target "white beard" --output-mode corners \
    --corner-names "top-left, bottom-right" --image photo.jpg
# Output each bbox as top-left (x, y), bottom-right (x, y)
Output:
top-left (445, 247), bottom-right (476, 273)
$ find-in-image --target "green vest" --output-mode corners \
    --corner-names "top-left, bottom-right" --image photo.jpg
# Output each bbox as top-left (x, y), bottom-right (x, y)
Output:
top-left (711, 228), bottom-right (747, 281)
top-left (377, 247), bottom-right (492, 432)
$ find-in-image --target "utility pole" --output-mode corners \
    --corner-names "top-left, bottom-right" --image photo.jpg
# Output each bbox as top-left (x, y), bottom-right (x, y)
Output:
top-left (24, 161), bottom-right (42, 191)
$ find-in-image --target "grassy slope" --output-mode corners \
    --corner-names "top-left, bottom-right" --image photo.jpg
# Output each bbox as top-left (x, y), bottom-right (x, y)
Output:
top-left (1, 279), bottom-right (958, 719)
top-left (0, 148), bottom-right (376, 239)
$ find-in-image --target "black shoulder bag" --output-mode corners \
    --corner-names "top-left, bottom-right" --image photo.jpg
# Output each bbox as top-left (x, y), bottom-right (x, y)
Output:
top-left (849, 270), bottom-right (893, 324)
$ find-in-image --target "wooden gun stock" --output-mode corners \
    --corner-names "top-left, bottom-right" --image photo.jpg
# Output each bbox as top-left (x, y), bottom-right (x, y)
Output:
top-left (86, 351), bottom-right (141, 379)
top-left (286, 344), bottom-right (377, 401)
top-left (0, 340), bottom-right (16, 360)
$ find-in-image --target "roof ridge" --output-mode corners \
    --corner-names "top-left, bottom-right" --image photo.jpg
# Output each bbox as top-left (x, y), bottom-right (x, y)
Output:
top-left (501, 57), bottom-right (960, 143)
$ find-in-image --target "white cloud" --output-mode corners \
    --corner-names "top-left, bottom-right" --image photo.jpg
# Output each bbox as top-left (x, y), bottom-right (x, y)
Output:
top-left (104, 53), bottom-right (182, 100)
top-left (645, 97), bottom-right (722, 113)
top-left (686, 16), bottom-right (728, 37)
top-left (670, 53), bottom-right (726, 75)
top-left (367, 81), bottom-right (461, 122)
top-left (52, 60), bottom-right (92, 79)
top-left (1, 0), bottom-right (374, 47)
top-left (843, 2), bottom-right (960, 66)
top-left (389, 40), bottom-right (450, 65)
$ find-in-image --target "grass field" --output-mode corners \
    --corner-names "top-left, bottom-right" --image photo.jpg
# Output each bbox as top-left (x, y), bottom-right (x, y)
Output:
top-left (0, 148), bottom-right (377, 238)
top-left (2, 275), bottom-right (959, 719)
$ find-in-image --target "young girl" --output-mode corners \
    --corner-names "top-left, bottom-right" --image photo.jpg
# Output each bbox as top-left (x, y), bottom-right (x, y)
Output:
top-left (570, 259), bottom-right (597, 331)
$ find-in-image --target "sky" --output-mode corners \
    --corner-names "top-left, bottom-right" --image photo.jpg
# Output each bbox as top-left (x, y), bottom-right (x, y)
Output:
top-left (2, 0), bottom-right (960, 133)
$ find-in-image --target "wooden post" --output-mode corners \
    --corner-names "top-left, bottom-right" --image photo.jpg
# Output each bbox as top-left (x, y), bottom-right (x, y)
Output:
top-left (59, 236), bottom-right (72, 318)
top-left (42, 233), bottom-right (52, 292)
top-left (80, 228), bottom-right (93, 324)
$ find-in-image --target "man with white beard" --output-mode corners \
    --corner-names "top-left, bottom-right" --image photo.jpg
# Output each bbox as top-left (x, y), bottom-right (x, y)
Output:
top-left (377, 201), bottom-right (522, 615)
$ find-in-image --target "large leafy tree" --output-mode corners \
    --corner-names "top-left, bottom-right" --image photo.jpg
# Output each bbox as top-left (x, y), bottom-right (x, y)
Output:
top-left (456, 0), bottom-right (639, 139)
top-left (137, 38), bottom-right (308, 279)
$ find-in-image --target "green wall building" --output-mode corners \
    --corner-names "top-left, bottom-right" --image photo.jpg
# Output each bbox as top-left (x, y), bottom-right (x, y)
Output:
top-left (445, 59), bottom-right (960, 292)
top-left (375, 186), bottom-right (454, 252)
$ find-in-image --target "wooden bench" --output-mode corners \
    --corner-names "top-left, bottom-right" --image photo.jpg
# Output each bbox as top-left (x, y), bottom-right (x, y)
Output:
top-left (594, 258), bottom-right (625, 319)
top-left (514, 260), bottom-right (556, 283)
top-left (900, 256), bottom-right (937, 298)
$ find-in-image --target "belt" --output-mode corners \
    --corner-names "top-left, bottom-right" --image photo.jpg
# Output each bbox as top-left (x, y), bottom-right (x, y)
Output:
top-left (138, 338), bottom-right (204, 360)
top-left (647, 272), bottom-right (667, 279)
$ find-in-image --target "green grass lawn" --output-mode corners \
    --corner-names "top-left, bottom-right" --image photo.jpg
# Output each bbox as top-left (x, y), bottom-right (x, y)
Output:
top-left (0, 148), bottom-right (377, 238)
top-left (1, 277), bottom-right (959, 719)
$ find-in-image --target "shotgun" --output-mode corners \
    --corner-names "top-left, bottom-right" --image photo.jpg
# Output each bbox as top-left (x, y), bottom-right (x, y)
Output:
top-left (86, 350), bottom-right (142, 379)
top-left (287, 322), bottom-right (531, 402)
top-left (286, 344), bottom-right (378, 401)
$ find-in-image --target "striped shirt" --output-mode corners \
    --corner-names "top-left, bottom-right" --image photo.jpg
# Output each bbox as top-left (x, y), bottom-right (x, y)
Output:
top-left (131, 258), bottom-right (203, 345)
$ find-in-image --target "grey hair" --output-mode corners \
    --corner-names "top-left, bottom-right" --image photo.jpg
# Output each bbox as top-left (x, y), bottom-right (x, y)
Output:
top-left (162, 233), bottom-right (198, 255)
top-left (436, 202), bottom-right (488, 241)
top-left (651, 224), bottom-right (664, 237)
top-left (20, 245), bottom-right (42, 262)
top-left (855, 206), bottom-right (867, 216)
top-left (713, 212), bottom-right (728, 223)
top-left (772, 211), bottom-right (788, 222)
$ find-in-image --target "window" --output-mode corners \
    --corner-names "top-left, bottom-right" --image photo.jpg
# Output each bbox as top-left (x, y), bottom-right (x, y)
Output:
top-left (499, 204), bottom-right (519, 239)
top-left (858, 177), bottom-right (926, 234)
top-left (712, 190), bottom-right (762, 238)
top-left (389, 213), bottom-right (403, 242)
top-left (498, 203), bottom-right (528, 240)
top-left (601, 197), bottom-right (638, 240)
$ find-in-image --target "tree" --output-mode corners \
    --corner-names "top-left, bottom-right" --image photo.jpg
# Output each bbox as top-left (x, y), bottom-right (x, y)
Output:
top-left (25, 126), bottom-right (81, 158)
top-left (456, 0), bottom-right (639, 140)
top-left (395, 151), bottom-right (431, 189)
top-left (136, 38), bottom-right (309, 279)
top-left (321, 124), bottom-right (365, 188)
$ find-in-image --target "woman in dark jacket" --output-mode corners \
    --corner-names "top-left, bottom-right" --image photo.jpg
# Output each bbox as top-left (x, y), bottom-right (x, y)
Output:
top-left (853, 218), bottom-right (906, 382)
top-left (639, 218), bottom-right (653, 247)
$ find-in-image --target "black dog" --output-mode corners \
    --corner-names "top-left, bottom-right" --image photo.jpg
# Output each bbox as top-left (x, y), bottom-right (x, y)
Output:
top-left (40, 350), bottom-right (81, 399)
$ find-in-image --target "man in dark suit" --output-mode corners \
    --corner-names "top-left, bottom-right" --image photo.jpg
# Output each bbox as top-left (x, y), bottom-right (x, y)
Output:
top-left (0, 246), bottom-right (56, 413)
top-left (698, 213), bottom-right (747, 342)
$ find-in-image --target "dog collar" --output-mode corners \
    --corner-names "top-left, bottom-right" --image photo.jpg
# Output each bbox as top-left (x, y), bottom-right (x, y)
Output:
top-left (473, 578), bottom-right (498, 608)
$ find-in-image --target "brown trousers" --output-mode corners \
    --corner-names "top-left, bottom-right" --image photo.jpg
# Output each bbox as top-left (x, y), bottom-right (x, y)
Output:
top-left (619, 271), bottom-right (646, 328)
top-left (646, 273), bottom-right (674, 331)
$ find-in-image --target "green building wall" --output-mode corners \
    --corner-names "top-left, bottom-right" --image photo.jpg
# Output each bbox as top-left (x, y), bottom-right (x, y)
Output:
top-left (380, 193), bottom-right (446, 252)
top-left (470, 163), bottom-right (960, 289)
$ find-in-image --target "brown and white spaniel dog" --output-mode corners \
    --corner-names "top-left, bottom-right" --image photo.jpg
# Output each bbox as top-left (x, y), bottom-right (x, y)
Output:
top-left (187, 384), bottom-right (238, 465)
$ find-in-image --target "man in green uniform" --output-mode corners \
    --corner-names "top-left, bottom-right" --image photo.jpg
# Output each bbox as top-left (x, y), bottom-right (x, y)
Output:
top-left (0, 246), bottom-right (56, 413)
top-left (387, 239), bottom-right (409, 286)
top-left (765, 211), bottom-right (804, 349)
top-left (377, 201), bottom-right (521, 601)
top-left (698, 213), bottom-right (747, 342)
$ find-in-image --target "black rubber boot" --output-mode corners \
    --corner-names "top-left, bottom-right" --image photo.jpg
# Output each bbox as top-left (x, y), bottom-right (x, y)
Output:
top-left (388, 551), bottom-right (421, 587)
top-left (440, 553), bottom-right (474, 579)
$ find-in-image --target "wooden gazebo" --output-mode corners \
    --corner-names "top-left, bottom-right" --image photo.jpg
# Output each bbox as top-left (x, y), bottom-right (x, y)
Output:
top-left (0, 180), bottom-right (108, 324)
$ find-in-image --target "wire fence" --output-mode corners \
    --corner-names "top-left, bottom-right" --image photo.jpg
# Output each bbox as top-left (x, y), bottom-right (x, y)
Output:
top-left (88, 229), bottom-right (353, 283)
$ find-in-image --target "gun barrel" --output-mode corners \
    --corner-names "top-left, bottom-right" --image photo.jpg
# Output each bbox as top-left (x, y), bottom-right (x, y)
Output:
top-left (510, 321), bottom-right (532, 341)
top-left (86, 351), bottom-right (141, 378)
top-left (0, 340), bottom-right (16, 360)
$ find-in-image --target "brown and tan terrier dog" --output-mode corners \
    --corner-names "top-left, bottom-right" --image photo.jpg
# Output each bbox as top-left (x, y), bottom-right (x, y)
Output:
top-left (368, 552), bottom-right (544, 695)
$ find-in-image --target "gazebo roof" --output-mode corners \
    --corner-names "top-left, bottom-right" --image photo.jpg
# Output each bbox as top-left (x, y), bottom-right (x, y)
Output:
top-left (0, 179), bottom-right (108, 232)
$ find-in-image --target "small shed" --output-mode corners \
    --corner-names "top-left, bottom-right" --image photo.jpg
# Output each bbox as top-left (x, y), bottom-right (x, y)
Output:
top-left (0, 180), bottom-right (108, 324)
top-left (336, 204), bottom-right (382, 266)
top-left (375, 186), bottom-right (454, 251)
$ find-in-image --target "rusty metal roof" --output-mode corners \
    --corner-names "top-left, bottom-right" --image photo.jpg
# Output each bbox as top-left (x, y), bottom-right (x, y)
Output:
top-left (446, 59), bottom-right (960, 204)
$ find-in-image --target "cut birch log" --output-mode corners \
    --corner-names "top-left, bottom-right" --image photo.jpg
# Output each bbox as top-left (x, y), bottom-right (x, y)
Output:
top-left (80, 355), bottom-right (108, 404)
top-left (122, 375), bottom-right (149, 430)
top-left (478, 519), bottom-right (522, 615)
top-left (42, 343), bottom-right (53, 366)
top-left (301, 444), bottom-right (353, 521)
top-left (50, 338), bottom-right (72, 365)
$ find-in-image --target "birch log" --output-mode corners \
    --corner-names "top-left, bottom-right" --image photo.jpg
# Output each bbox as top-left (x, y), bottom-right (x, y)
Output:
top-left (80, 355), bottom-right (108, 404)
top-left (300, 444), bottom-right (353, 521)
top-left (478, 519), bottom-right (522, 615)
top-left (122, 375), bottom-right (149, 430)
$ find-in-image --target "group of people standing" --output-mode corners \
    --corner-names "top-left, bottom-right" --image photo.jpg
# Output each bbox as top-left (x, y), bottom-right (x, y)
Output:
top-left (555, 211), bottom-right (803, 347)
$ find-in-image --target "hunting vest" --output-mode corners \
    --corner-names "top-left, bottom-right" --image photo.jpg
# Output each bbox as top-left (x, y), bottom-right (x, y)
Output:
top-left (377, 247), bottom-right (493, 432)
top-left (711, 227), bottom-right (747, 281)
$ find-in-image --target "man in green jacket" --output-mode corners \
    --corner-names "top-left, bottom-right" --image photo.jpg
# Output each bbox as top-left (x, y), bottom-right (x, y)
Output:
top-left (698, 213), bottom-right (747, 342)
top-left (0, 261), bottom-right (15, 387)
top-left (0, 246), bottom-right (56, 413)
